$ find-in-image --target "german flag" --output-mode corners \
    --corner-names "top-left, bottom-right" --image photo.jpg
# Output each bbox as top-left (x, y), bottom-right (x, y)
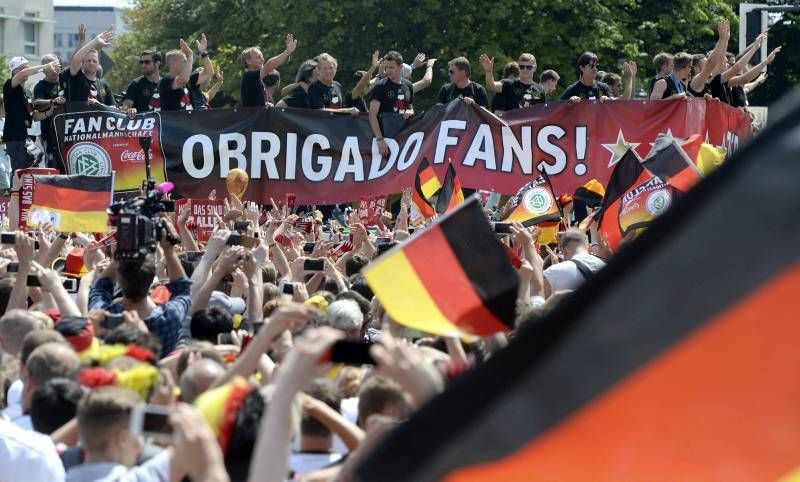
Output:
top-left (642, 133), bottom-right (702, 193)
top-left (502, 174), bottom-right (561, 227)
top-left (364, 196), bottom-right (517, 337)
top-left (595, 149), bottom-right (651, 252)
top-left (27, 174), bottom-right (113, 233)
top-left (435, 161), bottom-right (464, 215)
top-left (413, 158), bottom-right (441, 219)
top-left (357, 91), bottom-right (800, 482)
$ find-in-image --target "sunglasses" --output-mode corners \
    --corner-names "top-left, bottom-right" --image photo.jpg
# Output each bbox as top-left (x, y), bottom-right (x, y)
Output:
top-left (519, 65), bottom-right (535, 70)
top-left (587, 63), bottom-right (599, 69)
top-left (139, 60), bottom-right (153, 64)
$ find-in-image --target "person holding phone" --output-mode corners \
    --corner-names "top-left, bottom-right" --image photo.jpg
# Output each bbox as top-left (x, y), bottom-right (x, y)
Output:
top-left (66, 388), bottom-right (228, 482)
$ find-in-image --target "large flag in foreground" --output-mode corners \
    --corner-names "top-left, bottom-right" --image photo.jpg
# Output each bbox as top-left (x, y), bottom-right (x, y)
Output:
top-left (27, 174), bottom-right (113, 233)
top-left (364, 196), bottom-right (518, 337)
top-left (357, 89), bottom-right (800, 481)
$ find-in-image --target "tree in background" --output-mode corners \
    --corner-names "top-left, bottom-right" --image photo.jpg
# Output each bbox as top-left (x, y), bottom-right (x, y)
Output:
top-left (106, 0), bottom-right (797, 110)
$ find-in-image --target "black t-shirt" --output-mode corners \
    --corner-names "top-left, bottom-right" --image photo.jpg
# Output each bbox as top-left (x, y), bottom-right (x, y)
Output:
top-left (688, 76), bottom-right (711, 98)
top-left (188, 72), bottom-right (209, 110)
top-left (281, 85), bottom-right (311, 108)
top-left (730, 85), bottom-right (747, 108)
top-left (158, 76), bottom-right (193, 111)
top-left (491, 90), bottom-right (506, 111)
top-left (2, 79), bottom-right (33, 142)
top-left (501, 80), bottom-right (545, 109)
top-left (344, 92), bottom-right (368, 112)
top-left (68, 70), bottom-right (114, 105)
top-left (33, 78), bottom-right (65, 144)
top-left (560, 80), bottom-right (612, 101)
top-left (308, 80), bottom-right (345, 109)
top-left (240, 69), bottom-right (269, 107)
top-left (370, 77), bottom-right (414, 113)
top-left (437, 81), bottom-right (489, 107)
top-left (708, 74), bottom-right (731, 104)
top-left (123, 76), bottom-right (160, 112)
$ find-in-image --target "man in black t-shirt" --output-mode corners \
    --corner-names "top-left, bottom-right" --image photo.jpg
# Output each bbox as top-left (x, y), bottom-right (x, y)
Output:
top-left (122, 50), bottom-right (162, 116)
top-left (369, 51), bottom-right (414, 157)
top-left (308, 53), bottom-right (359, 115)
top-left (33, 54), bottom-right (68, 171)
top-left (560, 52), bottom-right (612, 103)
top-left (539, 70), bottom-right (560, 99)
top-left (67, 29), bottom-right (115, 107)
top-left (158, 39), bottom-right (195, 111)
top-left (184, 34), bottom-right (215, 110)
top-left (3, 56), bottom-right (60, 177)
top-left (240, 34), bottom-right (297, 108)
top-left (480, 52), bottom-right (545, 112)
top-left (437, 57), bottom-right (488, 107)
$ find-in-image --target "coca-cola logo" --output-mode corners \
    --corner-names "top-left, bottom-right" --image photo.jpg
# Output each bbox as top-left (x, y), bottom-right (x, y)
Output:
top-left (120, 149), bottom-right (152, 162)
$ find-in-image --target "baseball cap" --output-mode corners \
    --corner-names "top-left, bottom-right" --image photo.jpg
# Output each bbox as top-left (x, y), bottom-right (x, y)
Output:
top-left (9, 56), bottom-right (29, 74)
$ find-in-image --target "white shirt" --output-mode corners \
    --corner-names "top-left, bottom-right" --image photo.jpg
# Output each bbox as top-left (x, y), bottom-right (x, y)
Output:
top-left (289, 452), bottom-right (343, 476)
top-left (543, 252), bottom-right (606, 293)
top-left (65, 448), bottom-right (171, 482)
top-left (0, 418), bottom-right (66, 482)
top-left (1, 379), bottom-right (24, 421)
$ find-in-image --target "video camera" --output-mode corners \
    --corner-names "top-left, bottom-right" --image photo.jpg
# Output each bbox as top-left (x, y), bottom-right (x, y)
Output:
top-left (107, 137), bottom-right (178, 263)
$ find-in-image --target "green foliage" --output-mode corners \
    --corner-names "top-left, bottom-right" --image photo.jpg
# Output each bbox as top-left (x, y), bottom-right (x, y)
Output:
top-left (0, 54), bottom-right (8, 88)
top-left (106, 0), bottom-right (793, 110)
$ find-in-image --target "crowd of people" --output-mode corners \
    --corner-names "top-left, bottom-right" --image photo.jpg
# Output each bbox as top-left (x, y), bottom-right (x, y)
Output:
top-left (1, 19), bottom-right (780, 185)
top-left (0, 16), bottom-right (784, 482)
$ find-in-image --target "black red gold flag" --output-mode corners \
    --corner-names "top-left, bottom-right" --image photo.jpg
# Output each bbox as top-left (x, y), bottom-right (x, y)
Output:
top-left (364, 196), bottom-right (517, 337)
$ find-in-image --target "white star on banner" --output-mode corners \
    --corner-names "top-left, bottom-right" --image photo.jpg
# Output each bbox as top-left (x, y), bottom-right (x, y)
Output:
top-left (602, 130), bottom-right (641, 167)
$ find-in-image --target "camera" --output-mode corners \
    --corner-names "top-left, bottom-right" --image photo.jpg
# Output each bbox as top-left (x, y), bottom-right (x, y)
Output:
top-left (107, 139), bottom-right (178, 263)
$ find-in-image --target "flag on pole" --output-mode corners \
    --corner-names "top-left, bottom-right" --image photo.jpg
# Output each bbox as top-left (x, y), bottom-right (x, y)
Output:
top-left (435, 161), bottom-right (465, 215)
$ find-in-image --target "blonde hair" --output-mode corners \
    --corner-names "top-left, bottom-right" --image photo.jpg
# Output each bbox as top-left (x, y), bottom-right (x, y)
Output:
top-left (165, 49), bottom-right (185, 64)
top-left (518, 53), bottom-right (536, 64)
top-left (317, 52), bottom-right (338, 68)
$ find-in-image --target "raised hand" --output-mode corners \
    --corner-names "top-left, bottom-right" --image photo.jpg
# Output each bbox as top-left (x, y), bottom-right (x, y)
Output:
top-left (718, 19), bottom-right (730, 40)
top-left (196, 33), bottom-right (208, 53)
top-left (285, 34), bottom-right (297, 55)
top-left (179, 38), bottom-right (192, 56)
top-left (371, 50), bottom-right (381, 68)
top-left (412, 53), bottom-right (426, 69)
top-left (766, 46), bottom-right (781, 64)
top-left (479, 53), bottom-right (494, 73)
top-left (94, 29), bottom-right (114, 48)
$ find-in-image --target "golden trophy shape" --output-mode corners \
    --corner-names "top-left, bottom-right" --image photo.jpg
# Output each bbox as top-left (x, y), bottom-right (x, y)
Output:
top-left (226, 168), bottom-right (249, 200)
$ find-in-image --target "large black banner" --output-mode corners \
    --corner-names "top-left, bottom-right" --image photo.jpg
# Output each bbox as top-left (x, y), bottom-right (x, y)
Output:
top-left (53, 99), bottom-right (752, 203)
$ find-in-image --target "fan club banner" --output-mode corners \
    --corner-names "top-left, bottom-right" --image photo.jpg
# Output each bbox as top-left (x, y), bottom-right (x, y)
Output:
top-left (53, 99), bottom-right (752, 203)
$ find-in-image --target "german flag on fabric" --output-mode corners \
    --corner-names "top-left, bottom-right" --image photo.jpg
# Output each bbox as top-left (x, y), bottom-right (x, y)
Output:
top-left (642, 133), bottom-right (703, 193)
top-left (364, 196), bottom-right (518, 337)
top-left (435, 161), bottom-right (465, 215)
top-left (356, 91), bottom-right (800, 482)
top-left (503, 173), bottom-right (561, 227)
top-left (27, 174), bottom-right (113, 233)
top-left (413, 158), bottom-right (441, 218)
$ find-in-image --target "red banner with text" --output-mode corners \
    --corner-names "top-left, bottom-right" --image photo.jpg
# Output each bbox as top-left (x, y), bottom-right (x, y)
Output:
top-left (53, 99), bottom-right (752, 203)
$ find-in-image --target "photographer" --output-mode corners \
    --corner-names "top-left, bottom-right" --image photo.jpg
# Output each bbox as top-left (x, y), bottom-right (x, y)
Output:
top-left (89, 222), bottom-right (191, 357)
